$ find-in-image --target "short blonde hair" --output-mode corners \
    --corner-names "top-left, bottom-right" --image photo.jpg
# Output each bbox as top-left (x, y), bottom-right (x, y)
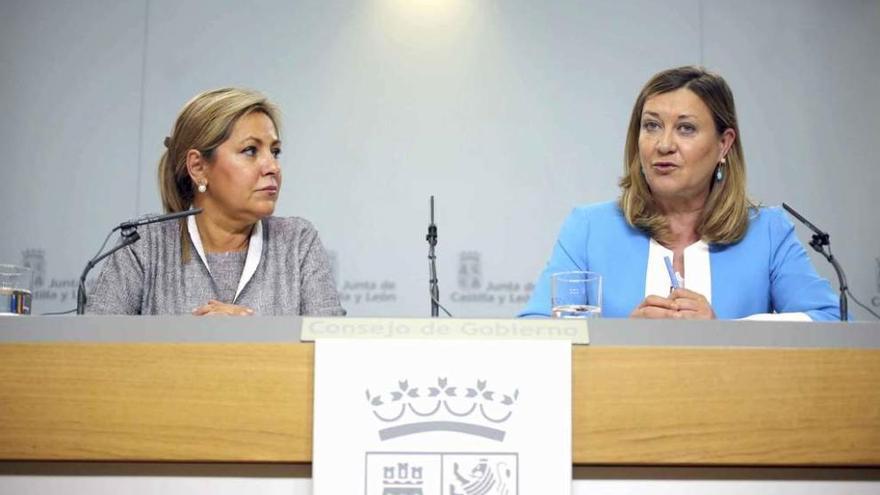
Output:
top-left (157, 88), bottom-right (281, 261)
top-left (619, 66), bottom-right (755, 245)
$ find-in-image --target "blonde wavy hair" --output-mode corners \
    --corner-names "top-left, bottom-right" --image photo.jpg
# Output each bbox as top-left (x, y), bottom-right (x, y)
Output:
top-left (157, 87), bottom-right (281, 261)
top-left (619, 66), bottom-right (755, 245)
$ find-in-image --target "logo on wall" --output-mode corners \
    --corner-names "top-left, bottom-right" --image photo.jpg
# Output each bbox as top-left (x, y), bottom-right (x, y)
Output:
top-left (449, 251), bottom-right (534, 307)
top-left (17, 248), bottom-right (80, 310)
top-left (365, 376), bottom-right (520, 495)
top-left (21, 249), bottom-right (46, 289)
top-left (458, 252), bottom-right (482, 291)
top-left (328, 248), bottom-right (399, 307)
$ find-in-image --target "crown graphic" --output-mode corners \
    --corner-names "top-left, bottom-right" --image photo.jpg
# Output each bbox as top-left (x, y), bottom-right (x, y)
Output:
top-left (365, 377), bottom-right (519, 442)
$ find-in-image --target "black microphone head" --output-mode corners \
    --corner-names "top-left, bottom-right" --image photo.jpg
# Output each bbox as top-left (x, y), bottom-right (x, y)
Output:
top-left (781, 202), bottom-right (826, 238)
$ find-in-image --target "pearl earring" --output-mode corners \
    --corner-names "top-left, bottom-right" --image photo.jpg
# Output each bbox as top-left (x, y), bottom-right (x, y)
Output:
top-left (198, 182), bottom-right (207, 193)
top-left (715, 158), bottom-right (726, 182)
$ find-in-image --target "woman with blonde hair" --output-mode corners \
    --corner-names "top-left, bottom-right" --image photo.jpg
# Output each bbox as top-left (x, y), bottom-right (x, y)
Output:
top-left (520, 66), bottom-right (839, 320)
top-left (88, 88), bottom-right (344, 316)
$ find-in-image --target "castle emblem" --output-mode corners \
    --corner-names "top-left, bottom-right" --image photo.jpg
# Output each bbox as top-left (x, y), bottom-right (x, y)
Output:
top-left (458, 252), bottom-right (482, 291)
top-left (21, 249), bottom-right (45, 289)
top-left (382, 462), bottom-right (424, 495)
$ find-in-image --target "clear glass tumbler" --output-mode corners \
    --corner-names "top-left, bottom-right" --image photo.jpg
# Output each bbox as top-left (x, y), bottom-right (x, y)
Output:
top-left (0, 264), bottom-right (33, 315)
top-left (551, 271), bottom-right (602, 318)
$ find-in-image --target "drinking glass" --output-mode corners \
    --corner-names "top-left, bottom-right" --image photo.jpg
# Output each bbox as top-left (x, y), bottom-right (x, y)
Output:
top-left (0, 264), bottom-right (33, 315)
top-left (551, 271), bottom-right (602, 318)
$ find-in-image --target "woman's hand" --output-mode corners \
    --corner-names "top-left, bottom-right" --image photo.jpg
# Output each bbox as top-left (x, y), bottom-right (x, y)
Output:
top-left (630, 289), bottom-right (716, 320)
top-left (630, 294), bottom-right (679, 318)
top-left (192, 299), bottom-right (255, 316)
top-left (668, 288), bottom-right (716, 320)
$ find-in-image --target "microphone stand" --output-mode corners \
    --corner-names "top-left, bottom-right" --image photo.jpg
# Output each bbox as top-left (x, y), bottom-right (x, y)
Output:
top-left (782, 203), bottom-right (848, 322)
top-left (76, 227), bottom-right (140, 315)
top-left (75, 208), bottom-right (202, 315)
top-left (427, 196), bottom-right (439, 317)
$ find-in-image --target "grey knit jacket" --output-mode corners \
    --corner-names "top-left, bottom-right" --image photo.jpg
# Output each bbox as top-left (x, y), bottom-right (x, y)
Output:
top-left (86, 216), bottom-right (345, 316)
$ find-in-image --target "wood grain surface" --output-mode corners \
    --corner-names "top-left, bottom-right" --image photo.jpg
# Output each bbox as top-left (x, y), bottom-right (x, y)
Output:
top-left (1, 343), bottom-right (877, 465)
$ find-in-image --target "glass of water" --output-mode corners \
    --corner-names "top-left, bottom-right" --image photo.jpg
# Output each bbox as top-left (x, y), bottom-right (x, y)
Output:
top-left (551, 271), bottom-right (602, 318)
top-left (0, 264), bottom-right (33, 315)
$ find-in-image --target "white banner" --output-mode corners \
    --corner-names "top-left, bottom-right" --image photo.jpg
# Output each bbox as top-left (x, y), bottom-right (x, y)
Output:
top-left (313, 339), bottom-right (572, 494)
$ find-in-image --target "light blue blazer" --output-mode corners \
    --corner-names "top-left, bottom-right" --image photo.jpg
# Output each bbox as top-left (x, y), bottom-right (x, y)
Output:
top-left (519, 201), bottom-right (840, 321)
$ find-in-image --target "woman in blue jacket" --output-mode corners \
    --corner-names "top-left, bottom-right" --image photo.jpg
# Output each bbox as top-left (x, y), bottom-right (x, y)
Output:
top-left (521, 66), bottom-right (839, 321)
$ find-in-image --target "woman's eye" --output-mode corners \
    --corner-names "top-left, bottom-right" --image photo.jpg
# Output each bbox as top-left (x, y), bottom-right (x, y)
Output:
top-left (271, 148), bottom-right (282, 159)
top-left (642, 121), bottom-right (660, 132)
top-left (242, 146), bottom-right (257, 156)
top-left (678, 123), bottom-right (696, 134)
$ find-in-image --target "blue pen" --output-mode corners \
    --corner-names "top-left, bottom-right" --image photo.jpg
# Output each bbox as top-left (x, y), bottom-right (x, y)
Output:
top-left (663, 256), bottom-right (681, 290)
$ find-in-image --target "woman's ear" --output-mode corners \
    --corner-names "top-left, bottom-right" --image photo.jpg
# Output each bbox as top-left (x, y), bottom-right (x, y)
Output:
top-left (186, 149), bottom-right (207, 185)
top-left (719, 128), bottom-right (736, 161)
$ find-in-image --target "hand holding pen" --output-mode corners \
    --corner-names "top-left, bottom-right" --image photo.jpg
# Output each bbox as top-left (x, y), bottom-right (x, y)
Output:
top-left (630, 256), bottom-right (716, 319)
top-left (664, 256), bottom-right (715, 319)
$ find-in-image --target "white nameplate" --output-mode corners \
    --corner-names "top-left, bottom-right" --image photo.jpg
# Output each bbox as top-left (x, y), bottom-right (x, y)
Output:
top-left (312, 339), bottom-right (572, 495)
top-left (301, 317), bottom-right (589, 344)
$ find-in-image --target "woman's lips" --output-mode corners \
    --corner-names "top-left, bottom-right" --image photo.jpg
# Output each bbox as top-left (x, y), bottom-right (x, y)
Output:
top-left (652, 162), bottom-right (678, 172)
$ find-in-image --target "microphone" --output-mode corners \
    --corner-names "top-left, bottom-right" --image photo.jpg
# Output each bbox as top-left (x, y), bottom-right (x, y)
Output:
top-left (426, 196), bottom-right (451, 317)
top-left (117, 208), bottom-right (203, 231)
top-left (75, 208), bottom-right (203, 315)
top-left (782, 203), bottom-right (848, 322)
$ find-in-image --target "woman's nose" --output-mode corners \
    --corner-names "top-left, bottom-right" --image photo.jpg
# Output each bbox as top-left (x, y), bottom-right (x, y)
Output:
top-left (657, 131), bottom-right (676, 154)
top-left (262, 154), bottom-right (280, 175)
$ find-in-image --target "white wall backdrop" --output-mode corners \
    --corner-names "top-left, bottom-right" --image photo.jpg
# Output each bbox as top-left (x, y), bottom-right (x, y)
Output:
top-left (1, 0), bottom-right (878, 318)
